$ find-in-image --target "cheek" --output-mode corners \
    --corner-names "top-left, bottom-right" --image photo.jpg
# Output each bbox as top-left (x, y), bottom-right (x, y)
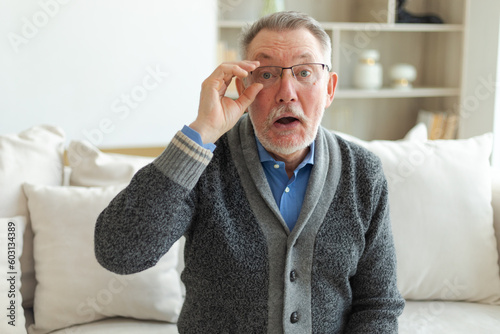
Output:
top-left (250, 91), bottom-right (273, 116)
top-left (254, 89), bottom-right (273, 106)
top-left (300, 89), bottom-right (324, 110)
top-left (309, 85), bottom-right (328, 105)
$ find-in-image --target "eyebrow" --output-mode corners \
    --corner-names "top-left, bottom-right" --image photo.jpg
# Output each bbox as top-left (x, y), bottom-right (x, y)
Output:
top-left (254, 53), bottom-right (272, 61)
top-left (254, 52), bottom-right (315, 63)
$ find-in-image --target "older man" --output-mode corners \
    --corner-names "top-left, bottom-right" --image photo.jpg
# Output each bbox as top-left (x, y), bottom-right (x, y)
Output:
top-left (95, 11), bottom-right (405, 333)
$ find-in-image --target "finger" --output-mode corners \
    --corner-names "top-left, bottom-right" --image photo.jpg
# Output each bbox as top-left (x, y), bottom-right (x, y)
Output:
top-left (236, 60), bottom-right (260, 72)
top-left (201, 61), bottom-right (261, 100)
top-left (209, 66), bottom-right (246, 92)
top-left (202, 68), bottom-right (240, 94)
top-left (235, 83), bottom-right (263, 111)
top-left (218, 61), bottom-right (260, 81)
top-left (209, 63), bottom-right (257, 95)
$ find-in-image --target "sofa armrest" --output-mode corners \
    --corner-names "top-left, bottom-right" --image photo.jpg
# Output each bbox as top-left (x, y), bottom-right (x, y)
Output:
top-left (492, 168), bottom-right (500, 268)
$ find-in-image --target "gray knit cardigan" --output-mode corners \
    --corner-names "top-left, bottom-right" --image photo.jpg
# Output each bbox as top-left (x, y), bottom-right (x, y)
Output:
top-left (95, 115), bottom-right (405, 333)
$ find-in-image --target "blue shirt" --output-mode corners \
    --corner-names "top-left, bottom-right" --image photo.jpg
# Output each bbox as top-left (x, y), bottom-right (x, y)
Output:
top-left (182, 125), bottom-right (314, 231)
top-left (254, 138), bottom-right (314, 232)
top-left (181, 125), bottom-right (217, 152)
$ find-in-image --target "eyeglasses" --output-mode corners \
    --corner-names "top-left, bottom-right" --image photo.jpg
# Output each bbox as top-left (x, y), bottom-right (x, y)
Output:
top-left (249, 63), bottom-right (329, 88)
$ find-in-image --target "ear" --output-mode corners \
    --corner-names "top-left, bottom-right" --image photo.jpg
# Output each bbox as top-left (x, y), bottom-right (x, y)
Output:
top-left (235, 77), bottom-right (245, 96)
top-left (324, 72), bottom-right (338, 109)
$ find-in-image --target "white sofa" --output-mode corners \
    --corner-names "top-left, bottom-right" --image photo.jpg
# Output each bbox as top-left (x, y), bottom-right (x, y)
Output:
top-left (1, 124), bottom-right (500, 334)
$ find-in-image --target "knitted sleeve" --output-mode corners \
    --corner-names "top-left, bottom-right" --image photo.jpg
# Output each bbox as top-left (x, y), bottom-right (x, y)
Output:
top-left (344, 156), bottom-right (405, 333)
top-left (94, 131), bottom-right (213, 274)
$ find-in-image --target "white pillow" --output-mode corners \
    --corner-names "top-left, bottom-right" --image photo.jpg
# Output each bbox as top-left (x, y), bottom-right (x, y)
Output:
top-left (335, 122), bottom-right (428, 145)
top-left (0, 216), bottom-right (27, 334)
top-left (403, 122), bottom-right (428, 141)
top-left (67, 140), bottom-right (154, 186)
top-left (23, 184), bottom-right (183, 334)
top-left (0, 125), bottom-right (65, 308)
top-left (65, 140), bottom-right (190, 294)
top-left (362, 133), bottom-right (500, 303)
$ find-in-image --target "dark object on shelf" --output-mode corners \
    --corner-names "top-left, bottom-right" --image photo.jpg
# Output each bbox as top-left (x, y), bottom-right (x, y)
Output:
top-left (397, 0), bottom-right (444, 24)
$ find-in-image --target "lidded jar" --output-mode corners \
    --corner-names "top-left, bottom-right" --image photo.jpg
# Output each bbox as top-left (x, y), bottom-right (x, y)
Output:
top-left (389, 63), bottom-right (417, 89)
top-left (353, 50), bottom-right (383, 89)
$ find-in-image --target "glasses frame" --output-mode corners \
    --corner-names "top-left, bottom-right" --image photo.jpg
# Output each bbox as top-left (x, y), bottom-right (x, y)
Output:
top-left (249, 63), bottom-right (330, 86)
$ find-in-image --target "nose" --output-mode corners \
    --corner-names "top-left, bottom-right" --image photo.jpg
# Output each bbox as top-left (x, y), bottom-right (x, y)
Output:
top-left (275, 68), bottom-right (298, 104)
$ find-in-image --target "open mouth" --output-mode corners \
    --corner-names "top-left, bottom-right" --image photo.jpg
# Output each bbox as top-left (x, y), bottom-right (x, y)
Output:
top-left (275, 116), bottom-right (299, 125)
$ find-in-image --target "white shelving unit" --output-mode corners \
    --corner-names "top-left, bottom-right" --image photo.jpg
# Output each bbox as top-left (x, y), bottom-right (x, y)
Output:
top-left (218, 0), bottom-right (468, 140)
top-left (335, 87), bottom-right (460, 99)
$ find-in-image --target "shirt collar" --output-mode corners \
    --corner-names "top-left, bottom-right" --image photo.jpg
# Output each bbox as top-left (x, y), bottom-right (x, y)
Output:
top-left (255, 136), bottom-right (315, 168)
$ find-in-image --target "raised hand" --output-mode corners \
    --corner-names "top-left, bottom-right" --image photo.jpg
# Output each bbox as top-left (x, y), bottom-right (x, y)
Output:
top-left (189, 61), bottom-right (263, 144)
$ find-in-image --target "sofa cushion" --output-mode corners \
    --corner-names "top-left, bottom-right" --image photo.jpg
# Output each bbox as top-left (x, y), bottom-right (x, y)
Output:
top-left (358, 133), bottom-right (500, 304)
top-left (49, 317), bottom-right (179, 334)
top-left (0, 125), bottom-right (65, 308)
top-left (67, 140), bottom-right (153, 186)
top-left (23, 184), bottom-right (183, 334)
top-left (0, 216), bottom-right (27, 333)
top-left (400, 300), bottom-right (500, 333)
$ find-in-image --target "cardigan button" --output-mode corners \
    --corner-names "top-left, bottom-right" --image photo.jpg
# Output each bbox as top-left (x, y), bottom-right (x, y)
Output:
top-left (290, 311), bottom-right (299, 323)
top-left (290, 270), bottom-right (297, 282)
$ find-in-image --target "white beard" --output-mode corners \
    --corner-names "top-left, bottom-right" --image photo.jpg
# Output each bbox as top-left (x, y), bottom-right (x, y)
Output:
top-left (248, 104), bottom-right (323, 156)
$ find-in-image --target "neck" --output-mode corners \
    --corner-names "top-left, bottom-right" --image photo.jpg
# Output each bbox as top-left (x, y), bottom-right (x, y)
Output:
top-left (269, 147), bottom-right (310, 179)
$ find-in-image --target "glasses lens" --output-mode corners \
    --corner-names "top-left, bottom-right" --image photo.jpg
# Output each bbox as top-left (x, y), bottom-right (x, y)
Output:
top-left (250, 64), bottom-right (327, 87)
top-left (251, 66), bottom-right (281, 86)
top-left (292, 64), bottom-right (325, 83)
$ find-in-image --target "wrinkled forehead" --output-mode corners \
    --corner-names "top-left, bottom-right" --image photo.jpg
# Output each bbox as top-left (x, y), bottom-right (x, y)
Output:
top-left (246, 28), bottom-right (325, 65)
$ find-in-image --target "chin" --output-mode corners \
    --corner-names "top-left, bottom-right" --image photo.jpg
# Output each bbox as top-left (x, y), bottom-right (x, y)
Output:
top-left (259, 133), bottom-right (315, 156)
top-left (249, 110), bottom-right (319, 156)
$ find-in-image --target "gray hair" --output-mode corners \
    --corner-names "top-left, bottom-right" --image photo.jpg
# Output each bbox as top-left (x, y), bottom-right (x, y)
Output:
top-left (239, 11), bottom-right (332, 68)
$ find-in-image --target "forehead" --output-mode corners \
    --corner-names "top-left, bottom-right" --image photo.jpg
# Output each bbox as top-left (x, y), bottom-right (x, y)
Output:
top-left (247, 28), bottom-right (324, 64)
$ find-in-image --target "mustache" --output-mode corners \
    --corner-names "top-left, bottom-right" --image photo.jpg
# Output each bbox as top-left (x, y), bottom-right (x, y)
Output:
top-left (265, 104), bottom-right (309, 127)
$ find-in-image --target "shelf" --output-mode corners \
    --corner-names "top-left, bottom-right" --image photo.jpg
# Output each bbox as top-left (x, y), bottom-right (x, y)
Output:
top-left (324, 23), bottom-right (463, 32)
top-left (223, 88), bottom-right (460, 100)
top-left (218, 21), bottom-right (463, 32)
top-left (335, 87), bottom-right (461, 99)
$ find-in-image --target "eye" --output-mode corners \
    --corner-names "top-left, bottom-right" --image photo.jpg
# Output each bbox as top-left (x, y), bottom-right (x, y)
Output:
top-left (261, 72), bottom-right (273, 80)
top-left (298, 69), bottom-right (311, 78)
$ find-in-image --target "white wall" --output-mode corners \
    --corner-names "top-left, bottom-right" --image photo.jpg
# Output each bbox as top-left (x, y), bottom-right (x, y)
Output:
top-left (0, 0), bottom-right (217, 148)
top-left (459, 0), bottom-right (500, 167)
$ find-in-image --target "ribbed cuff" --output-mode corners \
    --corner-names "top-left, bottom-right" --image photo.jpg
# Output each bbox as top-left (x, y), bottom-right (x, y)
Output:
top-left (181, 125), bottom-right (217, 152)
top-left (153, 131), bottom-right (213, 189)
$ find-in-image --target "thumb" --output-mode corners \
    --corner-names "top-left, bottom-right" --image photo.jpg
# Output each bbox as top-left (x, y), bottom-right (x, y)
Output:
top-left (235, 83), bottom-right (263, 112)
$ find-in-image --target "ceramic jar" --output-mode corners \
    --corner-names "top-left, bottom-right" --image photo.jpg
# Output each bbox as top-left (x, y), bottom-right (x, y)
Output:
top-left (389, 63), bottom-right (417, 89)
top-left (353, 49), bottom-right (383, 89)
